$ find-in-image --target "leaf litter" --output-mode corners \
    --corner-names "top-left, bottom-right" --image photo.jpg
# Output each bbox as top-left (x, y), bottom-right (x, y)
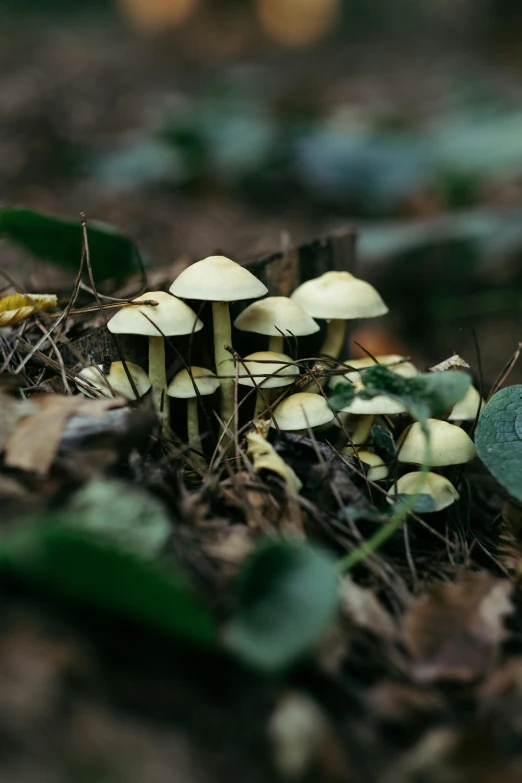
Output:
top-left (1, 223), bottom-right (522, 782)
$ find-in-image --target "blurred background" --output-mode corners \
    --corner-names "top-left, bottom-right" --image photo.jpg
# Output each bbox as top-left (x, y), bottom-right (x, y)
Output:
top-left (0, 0), bottom-right (521, 380)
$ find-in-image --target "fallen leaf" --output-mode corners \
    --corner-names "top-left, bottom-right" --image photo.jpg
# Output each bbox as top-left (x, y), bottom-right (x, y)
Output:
top-left (338, 576), bottom-right (398, 641)
top-left (246, 431), bottom-right (302, 493)
top-left (0, 293), bottom-right (57, 327)
top-left (0, 390), bottom-right (36, 451)
top-left (497, 500), bottom-right (522, 580)
top-left (4, 394), bottom-right (127, 475)
top-left (402, 572), bottom-right (513, 683)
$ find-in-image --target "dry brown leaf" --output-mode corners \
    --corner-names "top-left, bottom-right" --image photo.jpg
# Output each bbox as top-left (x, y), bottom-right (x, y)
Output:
top-left (0, 293), bottom-right (58, 327)
top-left (246, 431), bottom-right (302, 493)
top-left (339, 576), bottom-right (398, 641)
top-left (0, 390), bottom-right (36, 450)
top-left (498, 500), bottom-right (522, 580)
top-left (402, 572), bottom-right (513, 683)
top-left (4, 394), bottom-right (127, 475)
top-left (384, 727), bottom-right (522, 783)
top-left (429, 354), bottom-right (470, 372)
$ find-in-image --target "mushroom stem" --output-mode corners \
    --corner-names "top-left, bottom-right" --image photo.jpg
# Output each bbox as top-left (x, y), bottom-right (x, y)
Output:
top-left (321, 319), bottom-right (346, 359)
top-left (269, 334), bottom-right (284, 353)
top-left (148, 336), bottom-right (169, 434)
top-left (212, 301), bottom-right (235, 435)
top-left (254, 390), bottom-right (267, 419)
top-left (187, 397), bottom-right (203, 455)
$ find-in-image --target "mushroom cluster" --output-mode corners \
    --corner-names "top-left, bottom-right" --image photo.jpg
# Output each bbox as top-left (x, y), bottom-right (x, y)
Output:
top-left (73, 252), bottom-right (480, 510)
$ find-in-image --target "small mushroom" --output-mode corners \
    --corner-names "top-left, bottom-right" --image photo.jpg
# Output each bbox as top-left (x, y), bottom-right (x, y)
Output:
top-left (290, 271), bottom-right (388, 358)
top-left (76, 361), bottom-right (151, 399)
top-left (236, 351), bottom-right (299, 418)
top-left (270, 392), bottom-right (334, 432)
top-left (389, 471), bottom-right (460, 512)
top-left (448, 385), bottom-right (484, 421)
top-left (170, 256), bottom-right (267, 427)
top-left (167, 367), bottom-right (219, 455)
top-left (397, 419), bottom-right (476, 467)
top-left (234, 296), bottom-right (319, 353)
top-left (343, 449), bottom-right (389, 481)
top-left (107, 291), bottom-right (203, 434)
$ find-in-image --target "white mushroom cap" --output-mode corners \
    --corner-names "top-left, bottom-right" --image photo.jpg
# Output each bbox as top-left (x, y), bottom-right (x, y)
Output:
top-left (448, 385), bottom-right (484, 421)
top-left (270, 392), bottom-right (335, 430)
top-left (167, 367), bottom-right (220, 399)
top-left (76, 362), bottom-right (151, 399)
top-left (389, 471), bottom-right (460, 512)
top-left (234, 296), bottom-right (319, 338)
top-left (398, 419), bottom-right (476, 466)
top-left (290, 271), bottom-right (388, 320)
top-left (107, 291), bottom-right (203, 337)
top-left (236, 351), bottom-right (299, 389)
top-left (343, 449), bottom-right (389, 480)
top-left (170, 255), bottom-right (268, 302)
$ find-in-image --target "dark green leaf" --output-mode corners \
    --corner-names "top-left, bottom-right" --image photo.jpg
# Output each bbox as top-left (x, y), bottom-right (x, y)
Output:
top-left (0, 523), bottom-right (216, 647)
top-left (226, 539), bottom-right (338, 672)
top-left (475, 385), bottom-right (522, 502)
top-left (329, 382), bottom-right (356, 412)
top-left (371, 424), bottom-right (397, 461)
top-left (392, 493), bottom-right (436, 513)
top-left (360, 366), bottom-right (472, 422)
top-left (0, 207), bottom-right (142, 280)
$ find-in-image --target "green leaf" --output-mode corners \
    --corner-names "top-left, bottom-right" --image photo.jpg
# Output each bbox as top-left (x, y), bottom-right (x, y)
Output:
top-left (393, 493), bottom-right (436, 514)
top-left (329, 382), bottom-right (356, 412)
top-left (0, 523), bottom-right (216, 647)
top-left (475, 385), bottom-right (522, 502)
top-left (0, 207), bottom-right (142, 281)
top-left (371, 424), bottom-right (397, 461)
top-left (360, 366), bottom-right (472, 423)
top-left (226, 539), bottom-right (338, 672)
top-left (54, 479), bottom-right (170, 558)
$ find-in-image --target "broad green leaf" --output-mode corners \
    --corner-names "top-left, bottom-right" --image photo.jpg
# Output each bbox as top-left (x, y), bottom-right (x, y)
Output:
top-left (359, 366), bottom-right (472, 423)
top-left (226, 539), bottom-right (338, 672)
top-left (475, 385), bottom-right (522, 502)
top-left (0, 524), bottom-right (216, 647)
top-left (54, 479), bottom-right (170, 557)
top-left (0, 207), bottom-right (142, 280)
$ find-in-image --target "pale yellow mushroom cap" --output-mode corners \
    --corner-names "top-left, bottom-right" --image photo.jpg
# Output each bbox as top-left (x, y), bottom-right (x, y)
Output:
top-left (107, 291), bottom-right (203, 337)
top-left (270, 392), bottom-right (335, 430)
top-left (398, 419), bottom-right (476, 466)
top-left (170, 255), bottom-right (268, 302)
top-left (234, 296), bottom-right (319, 338)
top-left (290, 271), bottom-right (388, 320)
top-left (167, 367), bottom-right (220, 399)
top-left (77, 362), bottom-right (151, 399)
top-left (389, 471), bottom-right (460, 512)
top-left (448, 385), bottom-right (484, 421)
top-left (342, 449), bottom-right (388, 480)
top-left (236, 351), bottom-right (299, 389)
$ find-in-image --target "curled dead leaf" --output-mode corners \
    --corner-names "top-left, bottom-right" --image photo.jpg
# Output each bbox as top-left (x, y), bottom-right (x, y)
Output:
top-left (402, 572), bottom-right (514, 683)
top-left (4, 394), bottom-right (128, 475)
top-left (0, 293), bottom-right (58, 327)
top-left (246, 431), bottom-right (302, 493)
